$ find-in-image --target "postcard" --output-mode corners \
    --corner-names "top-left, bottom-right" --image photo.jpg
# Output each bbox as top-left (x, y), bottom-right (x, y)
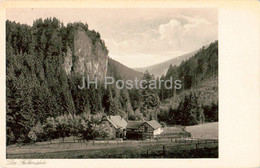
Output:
top-left (0, 1), bottom-right (259, 168)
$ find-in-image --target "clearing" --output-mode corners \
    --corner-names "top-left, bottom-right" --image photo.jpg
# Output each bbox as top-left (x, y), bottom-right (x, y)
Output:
top-left (186, 122), bottom-right (218, 139)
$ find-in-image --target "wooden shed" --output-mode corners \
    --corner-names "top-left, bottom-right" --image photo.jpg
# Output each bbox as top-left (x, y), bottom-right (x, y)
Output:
top-left (126, 120), bottom-right (162, 140)
top-left (101, 115), bottom-right (127, 139)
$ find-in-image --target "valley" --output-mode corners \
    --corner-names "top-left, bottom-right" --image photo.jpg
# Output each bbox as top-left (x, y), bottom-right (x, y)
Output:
top-left (6, 17), bottom-right (218, 159)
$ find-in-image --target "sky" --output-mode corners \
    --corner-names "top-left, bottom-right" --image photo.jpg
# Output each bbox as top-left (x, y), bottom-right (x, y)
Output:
top-left (6, 8), bottom-right (218, 68)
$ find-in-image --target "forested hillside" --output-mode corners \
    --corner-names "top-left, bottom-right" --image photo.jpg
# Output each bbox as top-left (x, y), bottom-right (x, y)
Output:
top-left (6, 18), bottom-right (159, 145)
top-left (158, 41), bottom-right (218, 125)
top-left (107, 58), bottom-right (143, 81)
top-left (134, 50), bottom-right (197, 77)
top-left (6, 18), bottom-right (218, 145)
top-left (6, 18), bottom-right (105, 144)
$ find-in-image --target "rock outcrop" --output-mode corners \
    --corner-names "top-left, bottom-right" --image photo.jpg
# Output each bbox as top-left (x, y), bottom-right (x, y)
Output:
top-left (64, 30), bottom-right (108, 80)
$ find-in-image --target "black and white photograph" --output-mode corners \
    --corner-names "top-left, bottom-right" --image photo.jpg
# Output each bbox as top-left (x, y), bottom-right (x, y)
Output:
top-left (6, 8), bottom-right (218, 159)
top-left (1, 1), bottom-right (259, 167)
top-left (5, 8), bottom-right (219, 159)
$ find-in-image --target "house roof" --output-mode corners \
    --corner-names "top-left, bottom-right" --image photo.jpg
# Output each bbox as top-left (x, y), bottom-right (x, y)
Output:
top-left (126, 120), bottom-right (161, 130)
top-left (126, 121), bottom-right (145, 129)
top-left (147, 120), bottom-right (161, 129)
top-left (106, 115), bottom-right (127, 129)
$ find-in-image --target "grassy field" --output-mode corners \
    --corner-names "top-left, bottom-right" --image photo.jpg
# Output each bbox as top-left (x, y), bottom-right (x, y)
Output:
top-left (161, 126), bottom-right (184, 134)
top-left (7, 139), bottom-right (218, 158)
top-left (186, 122), bottom-right (218, 139)
top-left (7, 123), bottom-right (218, 158)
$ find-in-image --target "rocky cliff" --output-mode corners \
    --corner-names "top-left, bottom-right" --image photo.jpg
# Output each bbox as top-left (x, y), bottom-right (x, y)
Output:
top-left (64, 30), bottom-right (108, 80)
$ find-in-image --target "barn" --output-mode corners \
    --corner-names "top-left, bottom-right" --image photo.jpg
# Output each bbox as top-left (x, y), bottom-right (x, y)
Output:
top-left (126, 120), bottom-right (162, 140)
top-left (101, 115), bottom-right (127, 139)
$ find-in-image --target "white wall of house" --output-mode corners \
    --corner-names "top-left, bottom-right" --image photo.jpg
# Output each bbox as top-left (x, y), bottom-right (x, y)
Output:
top-left (153, 127), bottom-right (163, 135)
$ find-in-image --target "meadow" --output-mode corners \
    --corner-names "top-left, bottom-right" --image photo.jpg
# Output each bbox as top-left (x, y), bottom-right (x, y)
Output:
top-left (7, 139), bottom-right (218, 158)
top-left (7, 122), bottom-right (218, 158)
top-left (186, 122), bottom-right (218, 139)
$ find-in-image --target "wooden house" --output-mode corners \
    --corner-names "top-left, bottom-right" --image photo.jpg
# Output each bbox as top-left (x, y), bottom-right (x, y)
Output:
top-left (126, 120), bottom-right (162, 140)
top-left (101, 115), bottom-right (127, 139)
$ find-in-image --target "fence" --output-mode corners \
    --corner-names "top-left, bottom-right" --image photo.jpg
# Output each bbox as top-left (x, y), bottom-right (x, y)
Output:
top-left (8, 137), bottom-right (218, 159)
top-left (103, 139), bottom-right (218, 158)
top-left (11, 137), bottom-right (217, 148)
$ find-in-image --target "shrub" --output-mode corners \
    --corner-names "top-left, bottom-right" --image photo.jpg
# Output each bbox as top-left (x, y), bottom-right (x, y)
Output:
top-left (160, 121), bottom-right (166, 128)
top-left (28, 122), bottom-right (44, 142)
top-left (44, 117), bottom-right (57, 141)
top-left (98, 122), bottom-right (114, 139)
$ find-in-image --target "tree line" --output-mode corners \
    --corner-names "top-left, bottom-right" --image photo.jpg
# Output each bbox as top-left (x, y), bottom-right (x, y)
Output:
top-left (157, 41), bottom-right (218, 126)
top-left (6, 18), bottom-right (160, 145)
top-left (23, 114), bottom-right (114, 144)
top-left (6, 17), bottom-right (218, 145)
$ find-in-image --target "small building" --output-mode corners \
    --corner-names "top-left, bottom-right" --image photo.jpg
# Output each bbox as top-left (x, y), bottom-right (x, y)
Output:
top-left (126, 120), bottom-right (163, 140)
top-left (101, 115), bottom-right (127, 139)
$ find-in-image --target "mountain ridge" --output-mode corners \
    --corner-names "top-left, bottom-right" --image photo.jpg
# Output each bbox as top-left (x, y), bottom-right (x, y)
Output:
top-left (107, 57), bottom-right (143, 81)
top-left (134, 47), bottom-right (211, 77)
top-left (134, 51), bottom-right (197, 78)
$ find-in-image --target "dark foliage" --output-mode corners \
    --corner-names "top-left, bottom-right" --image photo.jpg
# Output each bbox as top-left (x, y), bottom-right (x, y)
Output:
top-left (158, 41), bottom-right (218, 125)
top-left (6, 17), bottom-right (218, 145)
